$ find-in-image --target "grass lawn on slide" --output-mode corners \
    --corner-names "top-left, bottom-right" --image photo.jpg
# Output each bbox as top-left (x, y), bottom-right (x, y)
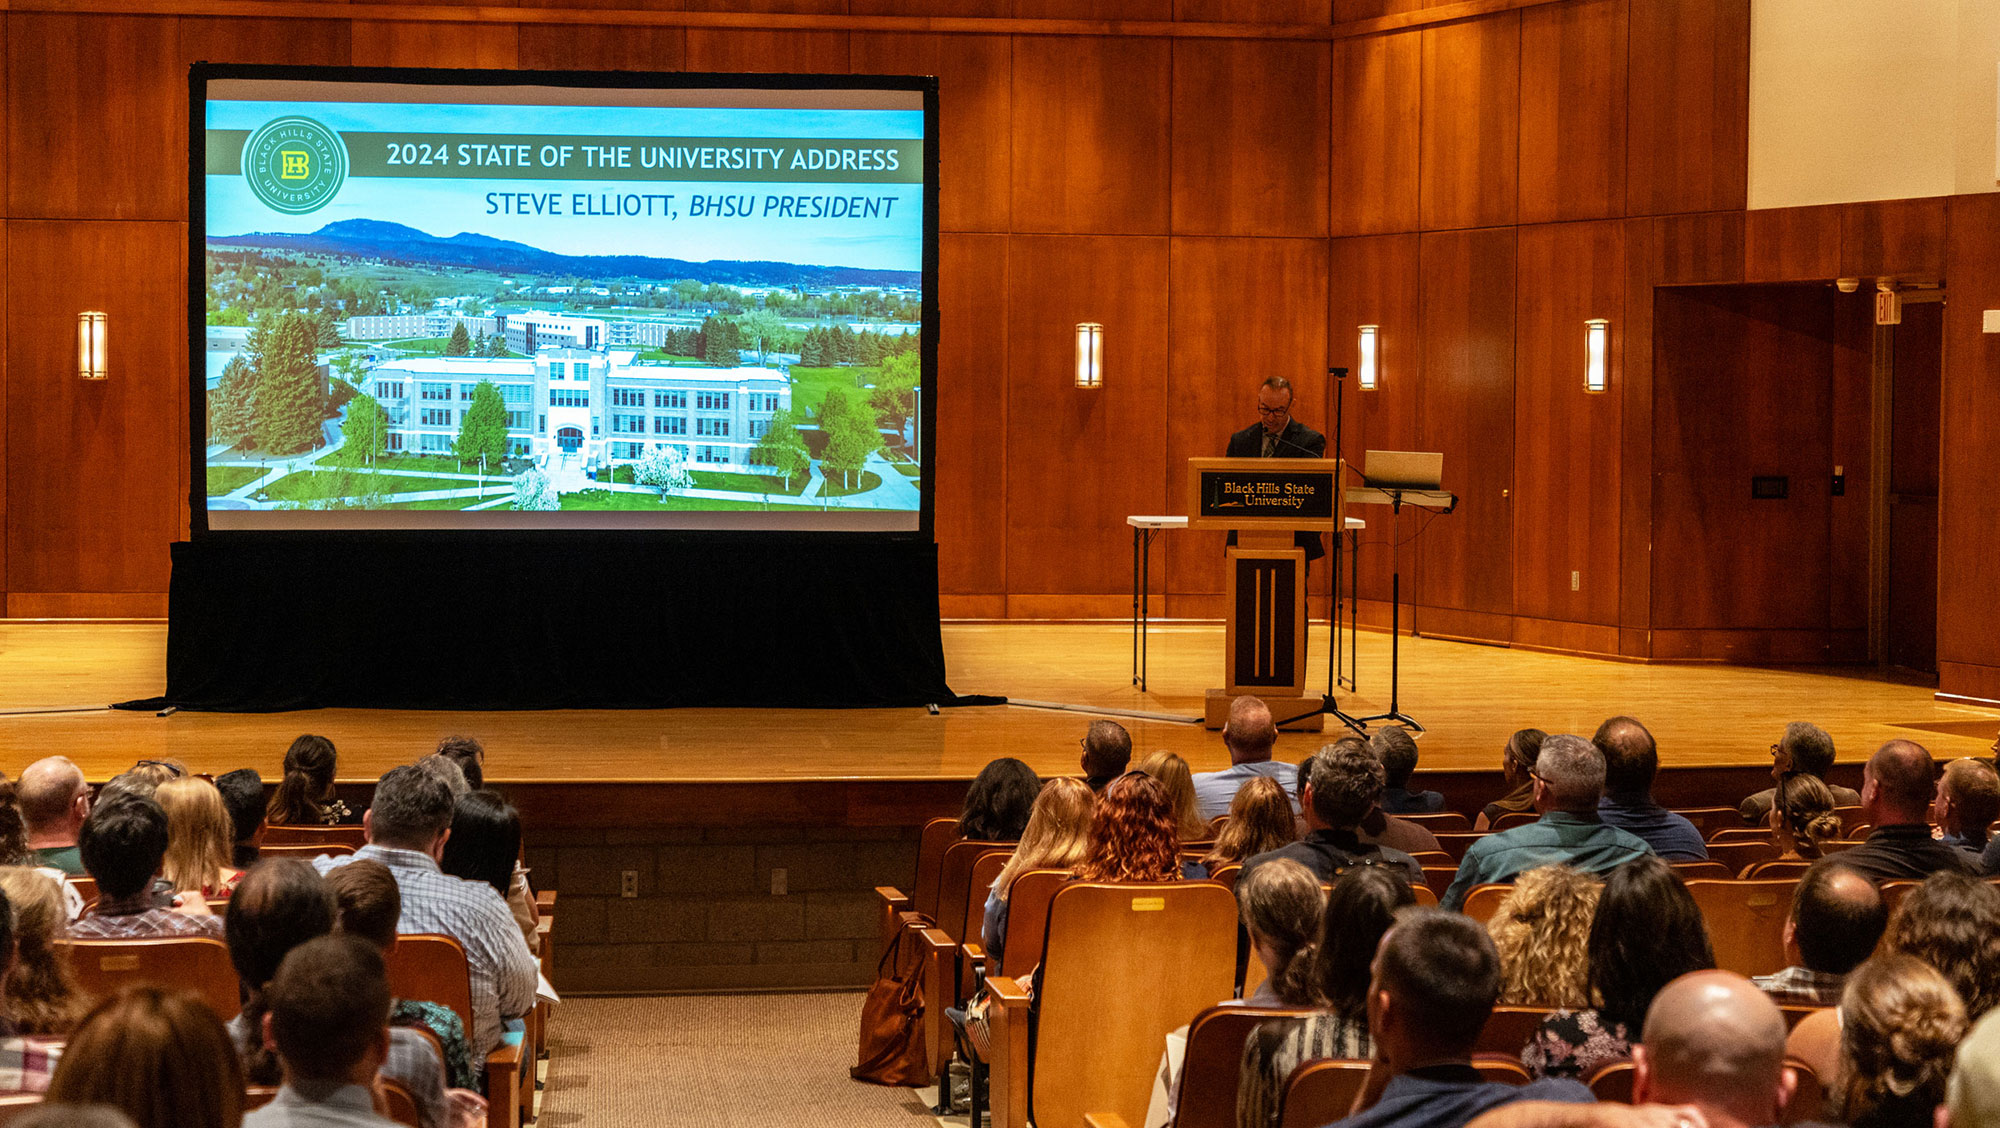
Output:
top-left (206, 466), bottom-right (268, 494)
top-left (256, 472), bottom-right (493, 501)
top-left (787, 366), bottom-right (876, 417)
top-left (557, 490), bottom-right (769, 511)
top-left (819, 471), bottom-right (883, 498)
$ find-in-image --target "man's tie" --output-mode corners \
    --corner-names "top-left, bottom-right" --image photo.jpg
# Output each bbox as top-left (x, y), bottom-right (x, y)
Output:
top-left (1261, 432), bottom-right (1276, 458)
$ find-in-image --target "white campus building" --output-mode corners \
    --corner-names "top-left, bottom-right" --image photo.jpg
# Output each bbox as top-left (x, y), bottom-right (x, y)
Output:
top-left (361, 349), bottom-right (791, 472)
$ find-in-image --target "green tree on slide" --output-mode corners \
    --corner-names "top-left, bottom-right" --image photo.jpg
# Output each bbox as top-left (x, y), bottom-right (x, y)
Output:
top-left (250, 313), bottom-right (327, 456)
top-left (753, 408), bottom-right (811, 489)
top-left (445, 321), bottom-right (473, 357)
top-left (818, 388), bottom-right (880, 491)
top-left (342, 392), bottom-right (389, 467)
top-left (454, 380), bottom-right (509, 473)
top-left (209, 355), bottom-right (258, 445)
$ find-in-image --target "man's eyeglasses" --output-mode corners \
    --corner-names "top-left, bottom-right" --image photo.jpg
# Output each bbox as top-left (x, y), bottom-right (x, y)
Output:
top-left (1256, 405), bottom-right (1290, 416)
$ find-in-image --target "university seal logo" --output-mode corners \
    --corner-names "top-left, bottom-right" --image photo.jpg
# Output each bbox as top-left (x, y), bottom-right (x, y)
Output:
top-left (242, 116), bottom-right (348, 215)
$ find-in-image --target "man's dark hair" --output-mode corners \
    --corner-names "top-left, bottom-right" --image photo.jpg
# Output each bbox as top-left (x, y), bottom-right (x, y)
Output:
top-left (1295, 752), bottom-right (1318, 806)
top-left (434, 736), bottom-right (485, 791)
top-left (0, 885), bottom-right (16, 968)
top-left (1593, 716), bottom-right (1659, 795)
top-left (1370, 727), bottom-right (1420, 789)
top-left (1780, 722), bottom-right (1837, 779)
top-left (366, 764), bottom-right (456, 848)
top-left (326, 860), bottom-right (401, 952)
top-left (1376, 909), bottom-right (1501, 1054)
top-left (266, 934), bottom-right (392, 1083)
top-left (1792, 860), bottom-right (1886, 976)
top-left (1589, 856), bottom-right (1716, 1031)
top-left (225, 858), bottom-right (336, 989)
top-left (78, 796), bottom-right (169, 899)
top-left (1080, 721), bottom-right (1132, 781)
top-left (215, 769), bottom-right (264, 846)
top-left (1309, 748), bottom-right (1385, 830)
top-left (1260, 376), bottom-right (1294, 401)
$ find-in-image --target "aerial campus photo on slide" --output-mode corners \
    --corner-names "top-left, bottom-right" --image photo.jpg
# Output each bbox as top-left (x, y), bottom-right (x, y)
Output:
top-left (202, 84), bottom-right (925, 516)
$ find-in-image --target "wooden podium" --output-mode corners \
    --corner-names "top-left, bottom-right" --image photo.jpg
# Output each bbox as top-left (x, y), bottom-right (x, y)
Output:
top-left (1186, 457), bottom-right (1346, 731)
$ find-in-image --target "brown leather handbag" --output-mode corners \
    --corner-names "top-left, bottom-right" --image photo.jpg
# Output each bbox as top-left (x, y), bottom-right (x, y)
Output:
top-left (851, 931), bottom-right (932, 1086)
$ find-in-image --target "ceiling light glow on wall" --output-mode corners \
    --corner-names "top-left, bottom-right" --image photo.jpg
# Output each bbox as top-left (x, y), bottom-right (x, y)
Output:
top-left (1584, 319), bottom-right (1609, 394)
top-left (1075, 322), bottom-right (1103, 389)
top-left (77, 311), bottom-right (108, 381)
top-left (1357, 325), bottom-right (1379, 390)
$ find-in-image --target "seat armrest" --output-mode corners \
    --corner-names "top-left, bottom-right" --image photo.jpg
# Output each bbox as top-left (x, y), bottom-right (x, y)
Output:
top-left (534, 890), bottom-right (557, 912)
top-left (875, 886), bottom-right (913, 912)
top-left (987, 976), bottom-right (1033, 1128)
top-left (918, 928), bottom-right (957, 1079)
top-left (483, 1041), bottom-right (524, 1128)
top-left (1085, 1114), bottom-right (1133, 1128)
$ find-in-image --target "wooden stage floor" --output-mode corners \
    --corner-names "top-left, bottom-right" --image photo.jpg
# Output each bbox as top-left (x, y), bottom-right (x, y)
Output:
top-left (2, 620), bottom-right (1996, 788)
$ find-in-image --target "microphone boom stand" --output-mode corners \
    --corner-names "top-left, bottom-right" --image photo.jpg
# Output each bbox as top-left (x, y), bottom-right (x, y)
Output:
top-left (1274, 365), bottom-right (1367, 736)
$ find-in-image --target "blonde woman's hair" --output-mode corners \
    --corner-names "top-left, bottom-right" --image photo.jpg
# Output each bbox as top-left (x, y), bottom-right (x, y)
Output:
top-left (991, 778), bottom-right (1094, 902)
top-left (1137, 750), bottom-right (1211, 842)
top-left (1238, 858), bottom-right (1326, 1007)
top-left (1201, 777), bottom-right (1296, 873)
top-left (1486, 864), bottom-right (1600, 1008)
top-left (156, 777), bottom-right (235, 894)
top-left (1835, 954), bottom-right (1967, 1125)
top-left (0, 867), bottom-right (91, 1034)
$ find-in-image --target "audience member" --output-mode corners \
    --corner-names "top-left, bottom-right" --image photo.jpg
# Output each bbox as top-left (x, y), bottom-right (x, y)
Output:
top-left (1371, 727), bottom-right (1443, 814)
top-left (1934, 758), bottom-right (2000, 859)
top-left (326, 860), bottom-right (478, 1093)
top-left (0, 775), bottom-right (30, 870)
top-left (1631, 971), bottom-right (1798, 1128)
top-left (1591, 717), bottom-right (1706, 861)
top-left (1838, 740), bottom-right (1977, 882)
top-left (1239, 747), bottom-right (1421, 887)
top-left (0, 884), bottom-right (62, 1093)
top-left (1080, 721), bottom-right (1133, 793)
top-left (1237, 867), bottom-right (1414, 1128)
top-left (957, 758), bottom-right (1040, 842)
top-left (0, 869), bottom-right (91, 1035)
top-left (1193, 698), bottom-right (1297, 821)
top-left (1767, 772), bottom-right (1846, 861)
top-left (45, 985), bottom-right (243, 1128)
top-left (1236, 859), bottom-right (1325, 1007)
top-left (1740, 722), bottom-right (1857, 824)
top-left (1200, 778), bottom-right (1299, 876)
top-left (982, 779), bottom-right (1093, 955)
top-left (1072, 772), bottom-right (1184, 884)
top-left (157, 777), bottom-right (245, 899)
top-left (316, 765), bottom-right (535, 1057)
top-left (267, 735), bottom-right (351, 827)
top-left (69, 796), bottom-right (222, 939)
top-left (1753, 859), bottom-right (1885, 1005)
top-left (1524, 855), bottom-right (1715, 1080)
top-left (215, 769), bottom-right (265, 871)
top-left (1442, 735), bottom-right (1652, 910)
top-left (439, 790), bottom-right (538, 957)
top-left (1486, 864), bottom-right (1599, 1008)
top-left (1328, 910), bottom-right (1592, 1125)
top-left (1135, 751), bottom-right (1211, 843)
top-left (1305, 736), bottom-right (1445, 858)
top-left (1832, 955), bottom-right (1966, 1128)
top-left (1945, 1007), bottom-right (2000, 1128)
top-left (224, 859), bottom-right (453, 1128)
top-left (416, 755), bottom-right (470, 798)
top-left (93, 760), bottom-right (184, 807)
top-left (1476, 730), bottom-right (1546, 832)
top-left (12, 1108), bottom-right (138, 1128)
top-left (434, 736), bottom-right (486, 791)
top-left (1886, 870), bottom-right (2000, 1020)
top-left (245, 934), bottom-right (402, 1128)
top-left (18, 758), bottom-right (90, 877)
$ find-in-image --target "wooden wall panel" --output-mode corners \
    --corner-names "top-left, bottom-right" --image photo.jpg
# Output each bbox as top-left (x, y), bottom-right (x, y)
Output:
top-left (1170, 39), bottom-right (1330, 238)
top-left (180, 18), bottom-right (351, 68)
top-left (1334, 0), bottom-right (1443, 19)
top-left (851, 0), bottom-right (1010, 15)
top-left (1328, 233), bottom-right (1421, 604)
top-left (1938, 194), bottom-right (2000, 698)
top-left (1840, 197), bottom-right (1949, 283)
top-left (1828, 292), bottom-right (1875, 636)
top-left (1330, 30), bottom-right (1421, 237)
top-left (935, 234), bottom-right (1009, 597)
top-left (685, 0), bottom-right (843, 12)
top-left (1743, 204), bottom-right (1840, 283)
top-left (1517, 0), bottom-right (1626, 225)
top-left (1010, 37), bottom-right (1170, 236)
top-left (1626, 0), bottom-right (1749, 217)
top-left (683, 29), bottom-right (848, 73)
top-left (1416, 227), bottom-right (1516, 619)
top-left (519, 24), bottom-right (686, 70)
top-left (352, 22), bottom-right (520, 68)
top-left (1177, 0), bottom-right (1330, 24)
top-left (7, 14), bottom-right (183, 222)
top-left (0, 219), bottom-right (6, 601)
top-left (1014, 0), bottom-right (1170, 18)
top-left (1419, 13), bottom-right (1519, 232)
top-left (1163, 237), bottom-right (1329, 600)
top-left (1003, 235), bottom-right (1169, 595)
top-left (6, 221), bottom-right (185, 594)
top-left (1513, 221), bottom-right (1623, 625)
top-left (851, 33), bottom-right (1011, 233)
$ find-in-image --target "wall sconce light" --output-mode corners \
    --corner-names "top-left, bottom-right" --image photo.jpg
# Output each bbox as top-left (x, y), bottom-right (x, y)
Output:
top-left (1584, 318), bottom-right (1609, 393)
top-left (78, 311), bottom-right (108, 381)
top-left (1075, 322), bottom-right (1103, 389)
top-left (1357, 325), bottom-right (1379, 390)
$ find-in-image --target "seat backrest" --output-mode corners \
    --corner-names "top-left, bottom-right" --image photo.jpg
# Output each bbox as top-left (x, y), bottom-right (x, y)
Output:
top-left (1687, 879), bottom-right (1800, 977)
top-left (1174, 1005), bottom-right (1311, 1128)
top-left (1279, 1059), bottom-right (1371, 1128)
top-left (1880, 879), bottom-right (1922, 917)
top-left (1398, 811), bottom-right (1471, 833)
top-left (1833, 806), bottom-right (1867, 836)
top-left (1207, 864), bottom-right (1242, 893)
top-left (0, 1094), bottom-right (42, 1125)
top-left (912, 817), bottom-right (964, 922)
top-left (1744, 858), bottom-right (1814, 880)
top-left (1707, 840), bottom-right (1781, 875)
top-left (1587, 1059), bottom-right (1637, 1102)
top-left (1783, 1058), bottom-right (1823, 1124)
top-left (1779, 1005), bottom-right (1828, 1030)
top-left (1421, 866), bottom-right (1457, 899)
top-left (1410, 882), bottom-right (1439, 907)
top-left (262, 824), bottom-right (368, 849)
top-left (1033, 881), bottom-right (1238, 1128)
top-left (257, 841), bottom-right (356, 860)
top-left (1491, 812), bottom-right (1539, 831)
top-left (1709, 826), bottom-right (1774, 845)
top-left (1460, 883), bottom-right (1512, 925)
top-left (998, 869), bottom-right (1070, 979)
top-left (1406, 850), bottom-right (1452, 866)
top-left (1471, 1055), bottom-right (1533, 1085)
top-left (58, 936), bottom-right (240, 1021)
top-left (935, 841), bottom-right (1012, 945)
top-left (1671, 807), bottom-right (1743, 837)
top-left (245, 1087), bottom-right (280, 1111)
top-left (383, 1078), bottom-right (422, 1128)
top-left (1670, 860), bottom-right (1734, 880)
top-left (1475, 1005), bottom-right (1555, 1057)
top-left (66, 876), bottom-right (97, 908)
top-left (383, 933), bottom-right (475, 1037)
top-left (1431, 833), bottom-right (1486, 861)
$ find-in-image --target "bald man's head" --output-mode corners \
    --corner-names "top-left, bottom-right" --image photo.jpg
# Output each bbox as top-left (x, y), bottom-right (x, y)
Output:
top-left (1637, 971), bottom-right (1792, 1124)
top-left (1791, 861), bottom-right (1885, 975)
top-left (17, 756), bottom-right (87, 835)
top-left (1866, 739), bottom-right (1938, 824)
top-left (1224, 696), bottom-right (1277, 764)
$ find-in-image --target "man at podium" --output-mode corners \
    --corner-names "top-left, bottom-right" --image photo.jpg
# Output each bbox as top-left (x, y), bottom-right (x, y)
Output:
top-left (1225, 376), bottom-right (1327, 561)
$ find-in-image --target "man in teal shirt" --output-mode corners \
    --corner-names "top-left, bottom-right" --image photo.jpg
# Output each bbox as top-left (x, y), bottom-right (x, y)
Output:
top-left (1442, 734), bottom-right (1652, 910)
top-left (18, 756), bottom-right (89, 877)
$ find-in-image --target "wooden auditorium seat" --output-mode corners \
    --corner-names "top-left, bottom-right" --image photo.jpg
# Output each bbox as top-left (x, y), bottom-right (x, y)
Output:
top-left (1670, 860), bottom-right (1734, 880)
top-left (874, 816), bottom-right (959, 954)
top-left (1430, 833), bottom-right (1486, 861)
top-left (1206, 863), bottom-right (1242, 893)
top-left (1278, 1059), bottom-right (1371, 1128)
top-left (986, 880), bottom-right (1236, 1128)
top-left (1833, 807), bottom-right (1867, 836)
top-left (1421, 866), bottom-right (1458, 900)
top-left (1782, 1059), bottom-right (1825, 1123)
top-left (1671, 807), bottom-right (1743, 837)
top-left (258, 841), bottom-right (357, 860)
top-left (1880, 879), bottom-right (1921, 916)
top-left (1170, 1004), bottom-right (1312, 1128)
top-left (262, 824), bottom-right (369, 849)
top-left (65, 877), bottom-right (96, 908)
top-left (1474, 1005), bottom-right (1555, 1058)
top-left (0, 1094), bottom-right (40, 1124)
top-left (918, 842), bottom-right (1012, 1081)
top-left (1710, 826), bottom-right (1774, 845)
top-left (59, 935), bottom-right (239, 1021)
top-left (1686, 879), bottom-right (1799, 977)
top-left (1779, 1005), bottom-right (1829, 1030)
top-left (1490, 813), bottom-right (1539, 832)
top-left (383, 933), bottom-right (525, 1128)
top-left (1742, 858), bottom-right (1813, 880)
top-left (1706, 840), bottom-right (1781, 876)
top-left (988, 869), bottom-right (1070, 981)
top-left (1470, 1055), bottom-right (1533, 1084)
top-left (1586, 1059), bottom-right (1636, 1102)
top-left (1397, 811), bottom-right (1472, 833)
top-left (1406, 850), bottom-right (1453, 867)
top-left (1459, 884), bottom-right (1512, 925)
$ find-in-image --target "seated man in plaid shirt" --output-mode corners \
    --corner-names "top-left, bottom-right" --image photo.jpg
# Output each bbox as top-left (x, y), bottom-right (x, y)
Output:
top-left (1753, 858), bottom-right (1885, 1005)
top-left (68, 794), bottom-right (223, 939)
top-left (315, 765), bottom-right (535, 1058)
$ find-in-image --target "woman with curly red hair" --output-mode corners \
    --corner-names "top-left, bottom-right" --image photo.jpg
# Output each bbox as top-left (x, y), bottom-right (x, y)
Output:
top-left (1074, 771), bottom-right (1187, 883)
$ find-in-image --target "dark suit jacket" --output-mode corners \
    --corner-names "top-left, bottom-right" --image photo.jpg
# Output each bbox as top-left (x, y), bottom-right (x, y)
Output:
top-left (1225, 419), bottom-right (1328, 559)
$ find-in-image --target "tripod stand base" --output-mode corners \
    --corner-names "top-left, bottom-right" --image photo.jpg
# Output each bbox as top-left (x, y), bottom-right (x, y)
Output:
top-left (1355, 710), bottom-right (1425, 734)
top-left (1204, 689), bottom-right (1326, 732)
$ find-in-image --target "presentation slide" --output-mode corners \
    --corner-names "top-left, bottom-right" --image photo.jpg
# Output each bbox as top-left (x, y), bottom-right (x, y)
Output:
top-left (194, 69), bottom-right (933, 532)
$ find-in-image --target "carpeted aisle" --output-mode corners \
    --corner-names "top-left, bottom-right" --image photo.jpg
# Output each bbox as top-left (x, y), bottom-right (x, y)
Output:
top-left (538, 992), bottom-right (945, 1128)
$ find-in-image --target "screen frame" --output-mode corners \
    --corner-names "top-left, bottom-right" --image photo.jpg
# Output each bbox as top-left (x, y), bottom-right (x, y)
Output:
top-left (186, 62), bottom-right (939, 541)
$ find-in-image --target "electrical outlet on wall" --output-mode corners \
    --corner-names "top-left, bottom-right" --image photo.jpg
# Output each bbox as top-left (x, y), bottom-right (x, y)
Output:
top-left (1571, 571), bottom-right (1580, 592)
top-left (621, 870), bottom-right (638, 898)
